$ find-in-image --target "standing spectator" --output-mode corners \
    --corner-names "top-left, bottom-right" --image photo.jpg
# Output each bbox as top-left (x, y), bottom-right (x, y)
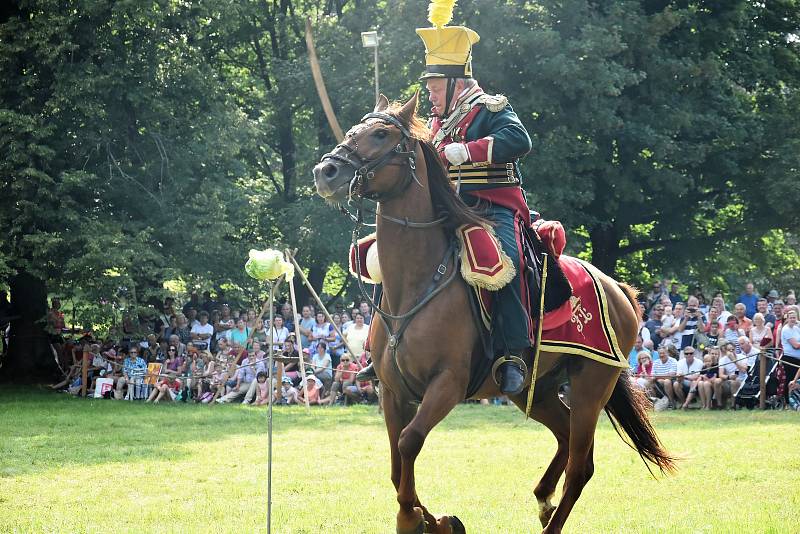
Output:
top-left (280, 303), bottom-right (295, 333)
top-left (705, 318), bottom-right (722, 349)
top-left (163, 315), bottom-right (178, 343)
top-left (168, 334), bottom-right (186, 358)
top-left (766, 290), bottom-right (779, 313)
top-left (269, 315), bottom-right (290, 354)
top-left (668, 282), bottom-right (684, 306)
top-left (756, 298), bottom-right (777, 329)
top-left (175, 314), bottom-right (192, 346)
top-left (645, 280), bottom-right (666, 312)
top-left (358, 301), bottom-right (372, 325)
top-left (786, 291), bottom-right (797, 307)
top-left (772, 300), bottom-right (785, 344)
top-left (733, 303), bottom-right (753, 334)
top-left (663, 303), bottom-right (682, 347)
top-left (704, 306), bottom-right (722, 332)
top-left (215, 304), bottom-right (235, 340)
top-left (749, 313), bottom-right (773, 348)
top-left (297, 306), bottom-right (316, 349)
top-left (651, 345), bottom-right (678, 408)
top-left (673, 347), bottom-right (703, 409)
top-left (636, 303), bottom-right (651, 344)
top-left (309, 311), bottom-right (334, 354)
top-left (722, 316), bottom-right (745, 353)
top-left (736, 283), bottom-right (759, 319)
top-left (245, 309), bottom-right (259, 331)
top-left (190, 311), bottom-right (214, 350)
top-left (280, 338), bottom-right (301, 384)
top-left (143, 334), bottom-right (160, 362)
top-left (229, 318), bottom-right (250, 349)
top-left (328, 313), bottom-right (346, 366)
top-left (779, 309), bottom-right (800, 402)
top-left (344, 312), bottom-right (370, 357)
top-left (182, 292), bottom-right (200, 316)
top-left (678, 296), bottom-right (706, 349)
top-left (644, 304), bottom-right (664, 348)
top-left (710, 296), bottom-right (732, 324)
top-left (115, 346), bottom-right (146, 400)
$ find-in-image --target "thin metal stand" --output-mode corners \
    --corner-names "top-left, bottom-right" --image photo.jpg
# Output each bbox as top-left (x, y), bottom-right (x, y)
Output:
top-left (265, 279), bottom-right (276, 534)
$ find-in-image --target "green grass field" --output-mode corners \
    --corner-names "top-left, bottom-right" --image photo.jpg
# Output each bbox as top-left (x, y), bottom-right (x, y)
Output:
top-left (0, 387), bottom-right (798, 533)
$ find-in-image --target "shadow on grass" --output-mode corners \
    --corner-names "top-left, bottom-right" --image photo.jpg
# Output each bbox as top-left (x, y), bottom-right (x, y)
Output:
top-left (0, 386), bottom-right (794, 478)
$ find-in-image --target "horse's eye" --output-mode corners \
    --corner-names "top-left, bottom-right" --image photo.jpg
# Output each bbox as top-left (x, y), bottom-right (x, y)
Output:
top-left (374, 129), bottom-right (388, 139)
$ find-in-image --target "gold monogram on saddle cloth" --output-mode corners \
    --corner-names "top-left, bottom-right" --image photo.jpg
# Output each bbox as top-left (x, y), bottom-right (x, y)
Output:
top-left (539, 257), bottom-right (629, 368)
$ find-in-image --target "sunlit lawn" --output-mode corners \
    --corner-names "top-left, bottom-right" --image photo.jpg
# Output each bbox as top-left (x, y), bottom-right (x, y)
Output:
top-left (0, 386), bottom-right (798, 533)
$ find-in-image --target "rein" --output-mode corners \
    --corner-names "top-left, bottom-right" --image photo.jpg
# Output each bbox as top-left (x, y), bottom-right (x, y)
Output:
top-left (328, 111), bottom-right (460, 400)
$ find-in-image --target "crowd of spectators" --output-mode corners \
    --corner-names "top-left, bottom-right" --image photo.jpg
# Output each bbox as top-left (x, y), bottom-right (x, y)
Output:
top-left (47, 292), bottom-right (379, 407)
top-left (629, 282), bottom-right (800, 411)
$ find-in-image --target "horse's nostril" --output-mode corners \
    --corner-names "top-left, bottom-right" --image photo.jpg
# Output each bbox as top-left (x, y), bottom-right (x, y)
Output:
top-left (323, 163), bottom-right (338, 179)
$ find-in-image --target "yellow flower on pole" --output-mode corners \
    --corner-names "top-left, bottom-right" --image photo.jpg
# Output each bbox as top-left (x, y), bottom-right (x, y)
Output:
top-left (245, 249), bottom-right (294, 281)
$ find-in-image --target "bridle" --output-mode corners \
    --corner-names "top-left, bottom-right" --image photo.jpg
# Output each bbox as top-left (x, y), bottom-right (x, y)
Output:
top-left (321, 111), bottom-right (460, 401)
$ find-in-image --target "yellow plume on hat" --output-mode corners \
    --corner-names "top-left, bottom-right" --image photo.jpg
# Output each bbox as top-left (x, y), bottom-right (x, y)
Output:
top-left (428, 0), bottom-right (457, 28)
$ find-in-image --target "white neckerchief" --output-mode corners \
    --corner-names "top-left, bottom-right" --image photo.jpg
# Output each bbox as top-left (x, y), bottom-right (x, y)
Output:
top-left (433, 86), bottom-right (484, 149)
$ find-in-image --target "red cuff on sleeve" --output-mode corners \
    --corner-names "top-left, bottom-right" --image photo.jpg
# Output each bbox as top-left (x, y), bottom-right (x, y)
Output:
top-left (464, 137), bottom-right (494, 166)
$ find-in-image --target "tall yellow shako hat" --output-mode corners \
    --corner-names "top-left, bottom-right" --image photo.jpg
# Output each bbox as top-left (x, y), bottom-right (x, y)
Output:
top-left (416, 1), bottom-right (480, 80)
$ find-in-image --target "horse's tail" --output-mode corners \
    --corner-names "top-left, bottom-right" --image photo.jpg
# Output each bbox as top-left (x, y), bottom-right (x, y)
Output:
top-left (604, 372), bottom-right (678, 476)
top-left (605, 281), bottom-right (677, 476)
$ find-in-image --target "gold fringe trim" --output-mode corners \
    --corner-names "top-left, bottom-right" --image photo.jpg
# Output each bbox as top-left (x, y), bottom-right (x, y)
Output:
top-left (457, 224), bottom-right (516, 291)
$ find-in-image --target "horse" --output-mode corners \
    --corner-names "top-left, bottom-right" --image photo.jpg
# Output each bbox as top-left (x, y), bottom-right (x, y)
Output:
top-left (312, 93), bottom-right (675, 534)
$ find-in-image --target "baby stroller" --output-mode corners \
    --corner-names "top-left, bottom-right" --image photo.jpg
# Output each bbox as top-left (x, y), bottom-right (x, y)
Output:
top-left (734, 351), bottom-right (785, 410)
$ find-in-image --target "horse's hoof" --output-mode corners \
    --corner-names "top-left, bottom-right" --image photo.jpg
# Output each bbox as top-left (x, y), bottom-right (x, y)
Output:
top-left (430, 516), bottom-right (465, 534)
top-left (450, 516), bottom-right (466, 534)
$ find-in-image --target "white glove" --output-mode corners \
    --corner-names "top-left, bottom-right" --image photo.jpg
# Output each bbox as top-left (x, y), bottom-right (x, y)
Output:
top-left (443, 143), bottom-right (469, 166)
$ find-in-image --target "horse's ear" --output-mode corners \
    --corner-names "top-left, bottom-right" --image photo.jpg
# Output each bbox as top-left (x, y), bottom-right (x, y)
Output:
top-left (374, 94), bottom-right (389, 112)
top-left (397, 91), bottom-right (419, 127)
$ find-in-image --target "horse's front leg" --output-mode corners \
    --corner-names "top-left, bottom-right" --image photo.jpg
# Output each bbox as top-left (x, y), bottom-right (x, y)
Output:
top-left (395, 370), bottom-right (466, 534)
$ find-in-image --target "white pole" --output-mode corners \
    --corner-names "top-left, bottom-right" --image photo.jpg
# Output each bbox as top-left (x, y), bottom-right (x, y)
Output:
top-left (373, 43), bottom-right (379, 106)
top-left (285, 250), bottom-right (311, 411)
top-left (266, 280), bottom-right (275, 534)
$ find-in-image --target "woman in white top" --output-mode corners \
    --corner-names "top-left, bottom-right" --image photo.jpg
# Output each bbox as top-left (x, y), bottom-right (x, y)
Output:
top-left (344, 312), bottom-right (370, 358)
top-left (749, 313), bottom-right (773, 348)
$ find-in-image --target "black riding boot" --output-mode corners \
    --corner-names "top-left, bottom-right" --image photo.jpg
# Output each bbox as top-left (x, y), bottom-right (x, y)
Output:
top-left (495, 355), bottom-right (526, 396)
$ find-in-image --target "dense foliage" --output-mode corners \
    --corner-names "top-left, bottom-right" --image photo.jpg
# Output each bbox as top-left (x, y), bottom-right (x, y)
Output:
top-left (2, 0), bottom-right (799, 375)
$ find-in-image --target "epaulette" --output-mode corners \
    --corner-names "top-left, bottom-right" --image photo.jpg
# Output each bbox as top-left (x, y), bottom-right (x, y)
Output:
top-left (476, 93), bottom-right (508, 113)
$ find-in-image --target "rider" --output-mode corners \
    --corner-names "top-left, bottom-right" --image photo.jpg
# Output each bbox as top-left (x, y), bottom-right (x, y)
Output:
top-left (358, 23), bottom-right (533, 396)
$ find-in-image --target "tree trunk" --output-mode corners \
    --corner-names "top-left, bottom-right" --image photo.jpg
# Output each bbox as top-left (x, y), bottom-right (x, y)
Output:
top-left (589, 225), bottom-right (621, 276)
top-left (1, 271), bottom-right (59, 382)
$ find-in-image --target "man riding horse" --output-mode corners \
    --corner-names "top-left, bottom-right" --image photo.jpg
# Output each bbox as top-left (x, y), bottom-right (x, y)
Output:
top-left (358, 23), bottom-right (533, 396)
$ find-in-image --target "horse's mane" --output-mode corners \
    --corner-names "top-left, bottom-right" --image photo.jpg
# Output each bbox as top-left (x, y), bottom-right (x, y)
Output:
top-left (386, 103), bottom-right (490, 231)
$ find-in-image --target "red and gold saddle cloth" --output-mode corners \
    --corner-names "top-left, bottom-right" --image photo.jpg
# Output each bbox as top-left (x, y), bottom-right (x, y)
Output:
top-left (474, 255), bottom-right (628, 368)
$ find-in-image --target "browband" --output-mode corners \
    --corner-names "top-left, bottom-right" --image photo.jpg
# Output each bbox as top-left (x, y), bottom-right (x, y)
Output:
top-left (361, 112), bottom-right (413, 140)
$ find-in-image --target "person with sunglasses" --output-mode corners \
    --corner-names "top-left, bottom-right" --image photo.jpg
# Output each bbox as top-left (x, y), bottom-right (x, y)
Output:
top-left (325, 353), bottom-right (359, 406)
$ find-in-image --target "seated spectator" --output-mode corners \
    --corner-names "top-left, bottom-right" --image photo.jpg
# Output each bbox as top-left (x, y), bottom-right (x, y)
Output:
top-left (280, 303), bottom-right (295, 333)
top-left (651, 344), bottom-right (678, 408)
top-left (696, 349), bottom-right (718, 410)
top-left (143, 334), bottom-right (160, 362)
top-left (737, 336), bottom-right (760, 369)
top-left (628, 336), bottom-right (644, 371)
top-left (756, 298), bottom-right (777, 329)
top-left (195, 352), bottom-right (216, 401)
top-left (704, 318), bottom-right (722, 349)
top-left (146, 374), bottom-right (182, 403)
top-left (673, 346), bottom-right (703, 409)
top-left (328, 313), bottom-right (346, 367)
top-left (644, 303), bottom-right (664, 347)
top-left (163, 346), bottom-right (186, 377)
top-left (276, 376), bottom-right (299, 405)
top-left (714, 343), bottom-right (747, 408)
top-left (280, 338), bottom-right (301, 384)
top-left (297, 374), bottom-right (323, 405)
top-left (310, 342), bottom-right (333, 393)
top-left (254, 371), bottom-right (273, 406)
top-left (215, 304), bottom-right (235, 337)
top-left (115, 346), bottom-right (146, 401)
top-left (168, 334), bottom-right (186, 357)
top-left (340, 311), bottom-right (352, 333)
top-left (750, 313), bottom-right (773, 348)
top-left (630, 351), bottom-right (653, 392)
top-left (704, 306), bottom-right (722, 332)
top-left (163, 315), bottom-right (178, 342)
top-left (325, 353), bottom-right (359, 405)
top-left (217, 352), bottom-right (258, 403)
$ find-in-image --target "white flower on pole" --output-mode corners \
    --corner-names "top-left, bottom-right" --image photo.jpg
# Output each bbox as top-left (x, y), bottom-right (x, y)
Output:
top-left (245, 249), bottom-right (294, 281)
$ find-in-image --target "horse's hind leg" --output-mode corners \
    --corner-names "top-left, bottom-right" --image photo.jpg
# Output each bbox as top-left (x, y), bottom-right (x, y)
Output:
top-left (542, 364), bottom-right (619, 534)
top-left (510, 383), bottom-right (570, 528)
top-left (395, 371), bottom-right (465, 534)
